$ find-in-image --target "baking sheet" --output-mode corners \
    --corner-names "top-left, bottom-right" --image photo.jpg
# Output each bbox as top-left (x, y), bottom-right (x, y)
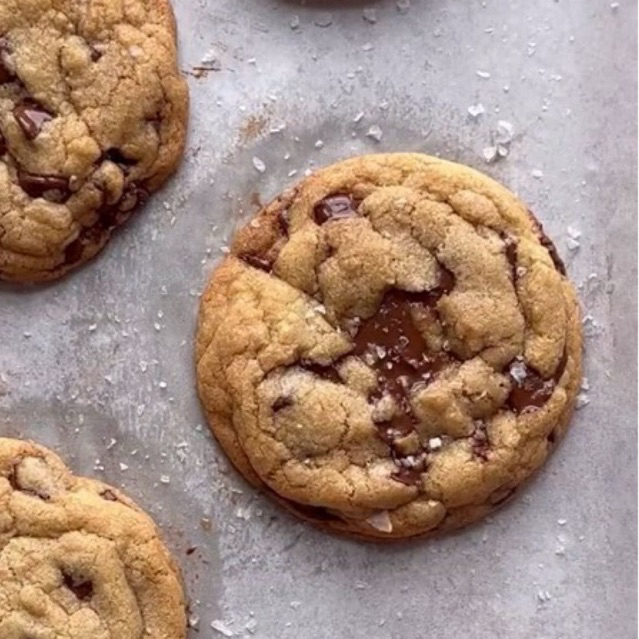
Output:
top-left (1, 1), bottom-right (637, 637)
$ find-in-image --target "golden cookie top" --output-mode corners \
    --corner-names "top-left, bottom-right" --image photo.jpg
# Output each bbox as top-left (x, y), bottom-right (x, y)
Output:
top-left (0, 438), bottom-right (187, 637)
top-left (197, 153), bottom-right (582, 540)
top-left (0, 0), bottom-right (188, 281)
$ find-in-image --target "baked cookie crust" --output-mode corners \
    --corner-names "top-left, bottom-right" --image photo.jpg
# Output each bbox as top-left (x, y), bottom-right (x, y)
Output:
top-left (196, 153), bottom-right (582, 541)
top-left (0, 437), bottom-right (187, 637)
top-left (0, 0), bottom-right (188, 282)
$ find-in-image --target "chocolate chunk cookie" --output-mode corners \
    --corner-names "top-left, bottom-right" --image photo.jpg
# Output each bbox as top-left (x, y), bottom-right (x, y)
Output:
top-left (0, 438), bottom-right (187, 637)
top-left (0, 0), bottom-right (188, 282)
top-left (196, 153), bottom-right (582, 541)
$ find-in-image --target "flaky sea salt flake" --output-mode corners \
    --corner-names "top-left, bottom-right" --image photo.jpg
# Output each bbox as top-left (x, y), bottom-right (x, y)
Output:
top-left (314, 13), bottom-right (333, 28)
top-left (482, 146), bottom-right (498, 163)
top-left (468, 103), bottom-right (486, 118)
top-left (366, 511), bottom-right (393, 533)
top-left (362, 8), bottom-right (378, 23)
top-left (252, 157), bottom-right (266, 173)
top-left (211, 620), bottom-right (234, 637)
top-left (366, 125), bottom-right (383, 142)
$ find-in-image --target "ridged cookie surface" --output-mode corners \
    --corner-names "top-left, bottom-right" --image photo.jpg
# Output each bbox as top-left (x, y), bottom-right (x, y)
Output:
top-left (0, 437), bottom-right (187, 638)
top-left (196, 153), bottom-right (582, 540)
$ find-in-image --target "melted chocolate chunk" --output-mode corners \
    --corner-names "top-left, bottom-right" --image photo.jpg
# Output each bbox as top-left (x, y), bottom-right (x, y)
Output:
top-left (471, 422), bottom-right (490, 461)
top-left (240, 253), bottom-right (273, 272)
top-left (507, 360), bottom-right (556, 413)
top-left (100, 489), bottom-right (119, 502)
top-left (501, 233), bottom-right (518, 282)
top-left (0, 131), bottom-right (6, 156)
top-left (272, 396), bottom-right (293, 412)
top-left (300, 360), bottom-right (342, 384)
top-left (0, 38), bottom-right (13, 84)
top-left (314, 193), bottom-right (360, 225)
top-left (104, 148), bottom-right (137, 167)
top-left (14, 102), bottom-right (53, 140)
top-left (64, 238), bottom-right (85, 265)
top-left (278, 208), bottom-right (291, 235)
top-left (17, 170), bottom-right (70, 202)
top-left (298, 270), bottom-right (455, 485)
top-left (293, 503), bottom-right (344, 522)
top-left (354, 270), bottom-right (455, 483)
top-left (116, 184), bottom-right (148, 214)
top-left (90, 46), bottom-right (103, 62)
top-left (390, 453), bottom-right (428, 486)
top-left (63, 573), bottom-right (93, 600)
top-left (547, 429), bottom-right (557, 443)
top-left (527, 210), bottom-right (566, 275)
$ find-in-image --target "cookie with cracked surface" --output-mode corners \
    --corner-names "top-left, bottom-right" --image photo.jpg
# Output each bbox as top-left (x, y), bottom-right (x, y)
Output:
top-left (0, 437), bottom-right (187, 637)
top-left (196, 153), bottom-right (582, 541)
top-left (0, 0), bottom-right (188, 282)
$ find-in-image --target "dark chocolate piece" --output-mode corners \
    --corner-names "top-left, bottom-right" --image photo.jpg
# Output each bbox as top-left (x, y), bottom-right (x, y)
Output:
top-left (507, 360), bottom-right (556, 413)
top-left (17, 170), bottom-right (70, 202)
top-left (527, 210), bottom-right (566, 275)
top-left (0, 37), bottom-right (13, 84)
top-left (314, 193), bottom-right (360, 225)
top-left (63, 573), bottom-right (93, 600)
top-left (104, 148), bottom-right (137, 167)
top-left (14, 101), bottom-right (53, 140)
top-left (241, 253), bottom-right (273, 272)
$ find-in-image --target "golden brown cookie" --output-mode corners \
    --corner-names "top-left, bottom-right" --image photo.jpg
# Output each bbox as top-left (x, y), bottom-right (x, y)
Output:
top-left (0, 0), bottom-right (188, 282)
top-left (196, 153), bottom-right (582, 541)
top-left (0, 438), bottom-right (187, 637)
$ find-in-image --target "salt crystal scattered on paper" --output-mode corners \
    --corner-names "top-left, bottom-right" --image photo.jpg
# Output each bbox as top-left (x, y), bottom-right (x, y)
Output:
top-left (366, 125), bottom-right (383, 142)
top-left (482, 146), bottom-right (498, 163)
top-left (468, 103), bottom-right (486, 118)
top-left (252, 157), bottom-right (266, 173)
top-left (211, 620), bottom-right (234, 637)
top-left (476, 70), bottom-right (491, 79)
top-left (314, 13), bottom-right (333, 27)
top-left (363, 8), bottom-right (378, 23)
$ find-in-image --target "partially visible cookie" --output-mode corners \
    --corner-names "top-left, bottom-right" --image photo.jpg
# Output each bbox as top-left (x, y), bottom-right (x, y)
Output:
top-left (0, 437), bottom-right (187, 638)
top-left (196, 153), bottom-right (582, 541)
top-left (0, 0), bottom-right (189, 282)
